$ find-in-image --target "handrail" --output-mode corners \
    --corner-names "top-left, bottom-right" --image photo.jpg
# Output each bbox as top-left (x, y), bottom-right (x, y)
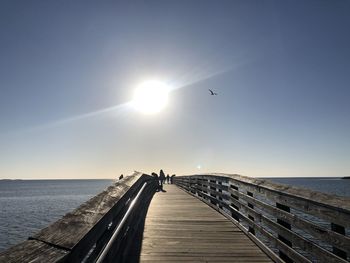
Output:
top-left (95, 182), bottom-right (148, 263)
top-left (0, 172), bottom-right (157, 263)
top-left (174, 174), bottom-right (350, 263)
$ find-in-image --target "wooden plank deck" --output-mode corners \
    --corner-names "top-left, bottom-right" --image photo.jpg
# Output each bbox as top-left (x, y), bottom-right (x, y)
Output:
top-left (140, 184), bottom-right (274, 262)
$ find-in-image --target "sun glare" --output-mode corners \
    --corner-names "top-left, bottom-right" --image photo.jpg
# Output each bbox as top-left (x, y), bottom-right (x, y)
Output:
top-left (133, 80), bottom-right (170, 114)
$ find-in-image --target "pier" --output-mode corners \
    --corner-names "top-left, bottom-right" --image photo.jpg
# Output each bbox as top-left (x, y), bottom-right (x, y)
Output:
top-left (0, 172), bottom-right (349, 263)
top-left (139, 184), bottom-right (272, 262)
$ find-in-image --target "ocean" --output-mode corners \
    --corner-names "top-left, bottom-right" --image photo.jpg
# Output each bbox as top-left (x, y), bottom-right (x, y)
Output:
top-left (0, 177), bottom-right (349, 252)
top-left (0, 179), bottom-right (113, 252)
top-left (268, 177), bottom-right (350, 197)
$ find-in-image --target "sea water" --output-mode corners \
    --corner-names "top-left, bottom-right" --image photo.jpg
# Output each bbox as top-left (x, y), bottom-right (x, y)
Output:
top-left (268, 177), bottom-right (350, 197)
top-left (0, 179), bottom-right (113, 251)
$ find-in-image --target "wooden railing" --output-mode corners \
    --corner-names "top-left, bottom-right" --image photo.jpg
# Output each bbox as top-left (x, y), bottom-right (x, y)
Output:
top-left (174, 174), bottom-right (350, 263)
top-left (0, 172), bottom-right (158, 263)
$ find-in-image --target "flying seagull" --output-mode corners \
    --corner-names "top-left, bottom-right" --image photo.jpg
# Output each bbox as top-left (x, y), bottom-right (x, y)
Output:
top-left (209, 89), bottom-right (218, 95)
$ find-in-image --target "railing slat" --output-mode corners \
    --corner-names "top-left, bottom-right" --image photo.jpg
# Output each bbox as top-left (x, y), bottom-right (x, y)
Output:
top-left (225, 176), bottom-right (350, 227)
top-left (174, 174), bottom-right (350, 263)
top-left (229, 187), bottom-right (350, 254)
top-left (197, 191), bottom-right (311, 263)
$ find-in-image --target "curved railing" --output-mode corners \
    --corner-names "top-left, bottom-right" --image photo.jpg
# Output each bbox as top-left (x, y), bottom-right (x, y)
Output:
top-left (174, 174), bottom-right (350, 263)
top-left (0, 172), bottom-right (158, 263)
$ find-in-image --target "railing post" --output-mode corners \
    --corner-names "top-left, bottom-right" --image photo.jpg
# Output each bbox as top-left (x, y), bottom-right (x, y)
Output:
top-left (276, 202), bottom-right (293, 263)
top-left (331, 223), bottom-right (347, 259)
top-left (247, 191), bottom-right (255, 235)
top-left (189, 177), bottom-right (195, 194)
top-left (204, 177), bottom-right (208, 195)
top-left (196, 176), bottom-right (202, 197)
top-left (230, 184), bottom-right (240, 222)
top-left (218, 179), bottom-right (223, 209)
top-left (209, 179), bottom-right (217, 206)
top-left (194, 176), bottom-right (199, 196)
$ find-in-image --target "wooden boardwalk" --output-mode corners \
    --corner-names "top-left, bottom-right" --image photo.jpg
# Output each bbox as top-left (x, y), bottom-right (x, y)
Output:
top-left (140, 184), bottom-right (273, 263)
top-left (1, 173), bottom-right (348, 262)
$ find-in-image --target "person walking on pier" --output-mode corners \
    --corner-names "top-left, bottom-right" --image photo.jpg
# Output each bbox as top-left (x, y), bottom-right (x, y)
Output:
top-left (159, 169), bottom-right (166, 191)
top-left (166, 174), bottom-right (170, 184)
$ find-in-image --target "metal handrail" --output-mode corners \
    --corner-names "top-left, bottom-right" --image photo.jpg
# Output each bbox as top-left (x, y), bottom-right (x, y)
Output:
top-left (95, 182), bottom-right (148, 263)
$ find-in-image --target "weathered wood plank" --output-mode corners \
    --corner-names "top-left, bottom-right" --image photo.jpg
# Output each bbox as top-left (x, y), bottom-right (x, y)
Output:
top-left (0, 240), bottom-right (68, 263)
top-left (32, 173), bottom-right (143, 249)
top-left (197, 185), bottom-right (348, 262)
top-left (197, 192), bottom-right (311, 263)
top-left (229, 187), bottom-right (350, 253)
top-left (215, 173), bottom-right (350, 226)
top-left (176, 174), bottom-right (350, 263)
top-left (139, 184), bottom-right (274, 263)
top-left (0, 172), bottom-right (156, 263)
top-left (227, 196), bottom-right (348, 263)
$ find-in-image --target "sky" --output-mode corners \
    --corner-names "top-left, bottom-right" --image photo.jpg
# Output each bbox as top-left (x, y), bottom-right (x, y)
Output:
top-left (0, 0), bottom-right (349, 179)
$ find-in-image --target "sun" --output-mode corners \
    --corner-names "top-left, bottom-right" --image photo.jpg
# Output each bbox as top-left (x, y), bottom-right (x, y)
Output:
top-left (132, 80), bottom-right (170, 114)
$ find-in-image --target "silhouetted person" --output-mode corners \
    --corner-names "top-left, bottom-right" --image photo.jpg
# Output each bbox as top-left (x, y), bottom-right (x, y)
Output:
top-left (151, 172), bottom-right (160, 191)
top-left (159, 169), bottom-right (166, 190)
top-left (119, 174), bottom-right (123, 180)
top-left (166, 174), bottom-right (170, 184)
top-left (170, 174), bottom-right (176, 184)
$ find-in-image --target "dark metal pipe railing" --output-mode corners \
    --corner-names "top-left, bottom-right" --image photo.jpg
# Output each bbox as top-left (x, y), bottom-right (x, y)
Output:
top-left (95, 182), bottom-right (148, 263)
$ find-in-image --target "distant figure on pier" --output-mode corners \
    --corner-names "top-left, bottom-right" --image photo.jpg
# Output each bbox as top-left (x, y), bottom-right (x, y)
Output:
top-left (170, 174), bottom-right (176, 184)
top-left (119, 174), bottom-right (123, 180)
top-left (151, 172), bottom-right (160, 191)
top-left (166, 174), bottom-right (170, 184)
top-left (159, 169), bottom-right (166, 190)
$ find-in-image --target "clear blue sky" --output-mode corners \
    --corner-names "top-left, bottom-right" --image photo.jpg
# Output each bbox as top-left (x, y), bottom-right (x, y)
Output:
top-left (0, 0), bottom-right (349, 179)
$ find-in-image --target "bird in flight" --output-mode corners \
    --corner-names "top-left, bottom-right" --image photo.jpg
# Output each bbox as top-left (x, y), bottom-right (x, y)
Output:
top-left (209, 89), bottom-right (218, 95)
